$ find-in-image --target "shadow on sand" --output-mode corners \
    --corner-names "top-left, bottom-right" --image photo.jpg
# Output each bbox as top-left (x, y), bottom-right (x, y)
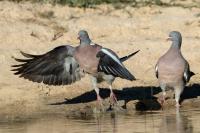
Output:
top-left (50, 84), bottom-right (200, 111)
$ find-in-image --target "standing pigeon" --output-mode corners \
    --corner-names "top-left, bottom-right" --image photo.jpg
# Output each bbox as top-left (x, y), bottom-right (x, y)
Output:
top-left (155, 31), bottom-right (194, 107)
top-left (12, 30), bottom-right (139, 107)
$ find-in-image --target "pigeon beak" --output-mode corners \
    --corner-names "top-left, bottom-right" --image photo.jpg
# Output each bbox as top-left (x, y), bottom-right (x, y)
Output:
top-left (77, 36), bottom-right (80, 40)
top-left (166, 37), bottom-right (172, 41)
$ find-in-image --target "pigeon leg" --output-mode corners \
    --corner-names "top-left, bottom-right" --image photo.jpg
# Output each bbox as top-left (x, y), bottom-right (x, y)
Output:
top-left (91, 76), bottom-right (104, 108)
top-left (158, 84), bottom-right (166, 107)
top-left (174, 86), bottom-right (183, 107)
top-left (109, 85), bottom-right (117, 105)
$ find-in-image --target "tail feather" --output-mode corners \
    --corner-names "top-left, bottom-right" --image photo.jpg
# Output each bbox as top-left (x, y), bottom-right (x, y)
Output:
top-left (120, 50), bottom-right (140, 62)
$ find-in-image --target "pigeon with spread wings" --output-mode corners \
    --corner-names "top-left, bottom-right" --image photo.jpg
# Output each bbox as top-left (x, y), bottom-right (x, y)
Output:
top-left (12, 30), bottom-right (139, 107)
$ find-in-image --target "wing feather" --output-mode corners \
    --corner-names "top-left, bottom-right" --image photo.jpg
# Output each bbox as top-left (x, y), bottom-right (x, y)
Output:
top-left (155, 63), bottom-right (158, 78)
top-left (183, 62), bottom-right (195, 83)
top-left (11, 45), bottom-right (84, 85)
top-left (97, 48), bottom-right (136, 81)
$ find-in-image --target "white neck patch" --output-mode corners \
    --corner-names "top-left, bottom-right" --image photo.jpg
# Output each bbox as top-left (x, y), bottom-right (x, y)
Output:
top-left (90, 42), bottom-right (95, 45)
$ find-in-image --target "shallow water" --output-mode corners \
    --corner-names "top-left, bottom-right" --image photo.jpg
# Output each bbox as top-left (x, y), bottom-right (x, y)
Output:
top-left (0, 108), bottom-right (200, 133)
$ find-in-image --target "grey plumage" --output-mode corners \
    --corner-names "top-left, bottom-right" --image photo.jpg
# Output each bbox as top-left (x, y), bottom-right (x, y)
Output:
top-left (78, 30), bottom-right (92, 46)
top-left (12, 45), bottom-right (83, 85)
top-left (155, 31), bottom-right (194, 107)
top-left (12, 30), bottom-right (139, 107)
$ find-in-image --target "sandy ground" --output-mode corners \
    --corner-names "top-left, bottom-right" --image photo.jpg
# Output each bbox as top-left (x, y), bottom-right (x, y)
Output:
top-left (0, 1), bottom-right (200, 119)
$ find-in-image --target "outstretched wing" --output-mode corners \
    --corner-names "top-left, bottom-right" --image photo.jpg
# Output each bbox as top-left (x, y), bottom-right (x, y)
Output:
top-left (96, 48), bottom-right (136, 81)
top-left (11, 45), bottom-right (84, 85)
top-left (183, 61), bottom-right (195, 83)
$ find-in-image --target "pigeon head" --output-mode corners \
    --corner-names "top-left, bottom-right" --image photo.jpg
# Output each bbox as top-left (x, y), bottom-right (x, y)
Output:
top-left (168, 31), bottom-right (182, 48)
top-left (78, 30), bottom-right (91, 45)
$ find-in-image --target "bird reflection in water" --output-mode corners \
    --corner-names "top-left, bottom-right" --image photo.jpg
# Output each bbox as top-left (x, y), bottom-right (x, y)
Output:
top-left (96, 112), bottom-right (117, 133)
top-left (159, 108), bottom-right (193, 133)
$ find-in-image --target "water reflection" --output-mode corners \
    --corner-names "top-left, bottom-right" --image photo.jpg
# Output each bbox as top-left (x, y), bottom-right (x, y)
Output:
top-left (0, 109), bottom-right (199, 133)
top-left (159, 109), bottom-right (193, 133)
top-left (92, 111), bottom-right (162, 133)
top-left (96, 113), bottom-right (117, 133)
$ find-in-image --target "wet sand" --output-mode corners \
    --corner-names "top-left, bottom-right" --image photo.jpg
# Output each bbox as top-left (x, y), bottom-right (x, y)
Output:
top-left (0, 1), bottom-right (200, 119)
